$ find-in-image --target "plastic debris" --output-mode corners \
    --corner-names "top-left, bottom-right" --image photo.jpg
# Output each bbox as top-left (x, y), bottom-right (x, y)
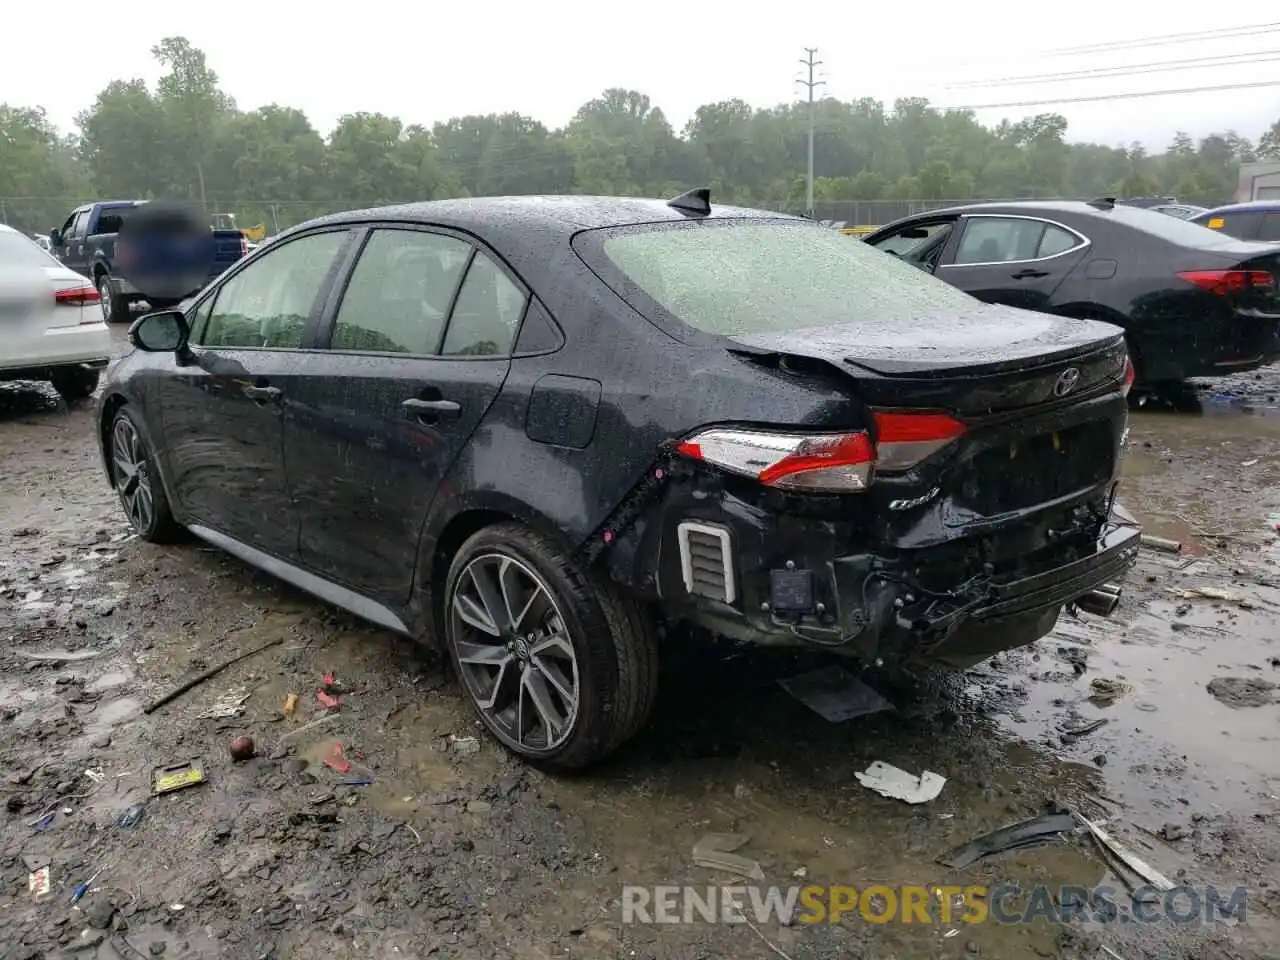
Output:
top-left (152, 759), bottom-right (207, 795)
top-left (778, 665), bottom-right (893, 722)
top-left (197, 689), bottom-right (252, 720)
top-left (692, 833), bottom-right (766, 882)
top-left (1077, 812), bottom-right (1175, 891)
top-left (938, 811), bottom-right (1080, 868)
top-left (69, 864), bottom-right (106, 904)
top-left (855, 761), bottom-right (946, 804)
top-left (322, 743), bottom-right (351, 774)
top-left (28, 865), bottom-right (51, 897)
top-left (116, 804), bottom-right (146, 829)
top-left (316, 690), bottom-right (341, 710)
top-left (449, 735), bottom-right (481, 755)
top-left (282, 693), bottom-right (299, 716)
top-left (1139, 534), bottom-right (1182, 555)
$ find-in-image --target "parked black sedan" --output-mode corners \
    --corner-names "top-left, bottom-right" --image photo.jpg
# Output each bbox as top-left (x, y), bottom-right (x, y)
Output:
top-left (96, 191), bottom-right (1139, 769)
top-left (863, 199), bottom-right (1280, 384)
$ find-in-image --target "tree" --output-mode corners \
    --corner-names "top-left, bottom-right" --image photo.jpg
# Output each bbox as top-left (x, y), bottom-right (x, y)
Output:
top-left (8, 36), bottom-right (1275, 237)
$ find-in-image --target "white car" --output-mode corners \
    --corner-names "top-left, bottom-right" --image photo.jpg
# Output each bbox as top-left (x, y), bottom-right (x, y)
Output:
top-left (1, 224), bottom-right (112, 399)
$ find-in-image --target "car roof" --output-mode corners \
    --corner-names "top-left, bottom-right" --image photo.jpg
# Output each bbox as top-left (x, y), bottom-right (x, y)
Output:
top-left (910, 199), bottom-right (1173, 220)
top-left (0, 223), bottom-right (16, 234)
top-left (1197, 200), bottom-right (1280, 215)
top-left (306, 195), bottom-right (800, 236)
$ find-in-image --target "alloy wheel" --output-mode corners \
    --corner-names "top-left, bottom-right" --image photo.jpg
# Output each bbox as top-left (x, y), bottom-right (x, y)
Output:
top-left (98, 278), bottom-right (112, 323)
top-left (449, 552), bottom-right (581, 752)
top-left (111, 417), bottom-right (155, 533)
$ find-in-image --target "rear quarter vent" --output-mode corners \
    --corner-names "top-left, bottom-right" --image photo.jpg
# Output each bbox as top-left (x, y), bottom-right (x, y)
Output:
top-left (676, 521), bottom-right (737, 604)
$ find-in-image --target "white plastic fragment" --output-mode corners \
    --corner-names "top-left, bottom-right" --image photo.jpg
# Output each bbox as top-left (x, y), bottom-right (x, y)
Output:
top-left (854, 761), bottom-right (946, 804)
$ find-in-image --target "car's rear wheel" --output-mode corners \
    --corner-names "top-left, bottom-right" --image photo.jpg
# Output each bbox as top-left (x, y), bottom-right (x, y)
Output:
top-left (50, 367), bottom-right (99, 401)
top-left (443, 522), bottom-right (659, 771)
top-left (97, 275), bottom-right (131, 324)
top-left (109, 407), bottom-right (181, 542)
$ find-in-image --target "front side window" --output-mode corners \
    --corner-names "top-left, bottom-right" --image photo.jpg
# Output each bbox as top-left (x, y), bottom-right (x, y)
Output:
top-left (198, 231), bottom-right (347, 349)
top-left (441, 251), bottom-right (529, 357)
top-left (575, 218), bottom-right (980, 338)
top-left (868, 221), bottom-right (953, 258)
top-left (332, 229), bottom-right (472, 354)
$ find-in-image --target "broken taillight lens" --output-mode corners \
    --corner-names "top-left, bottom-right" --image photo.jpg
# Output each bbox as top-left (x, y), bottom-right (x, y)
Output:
top-left (676, 411), bottom-right (967, 492)
top-left (1121, 353), bottom-right (1135, 396)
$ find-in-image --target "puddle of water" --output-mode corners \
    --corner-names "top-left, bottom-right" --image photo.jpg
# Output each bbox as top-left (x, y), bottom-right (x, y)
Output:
top-left (86, 667), bottom-right (133, 693)
top-left (81, 696), bottom-right (142, 742)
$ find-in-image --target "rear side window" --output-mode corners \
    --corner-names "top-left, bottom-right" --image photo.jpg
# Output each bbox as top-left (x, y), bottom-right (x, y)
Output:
top-left (953, 218), bottom-right (1081, 264)
top-left (332, 229), bottom-right (471, 354)
top-left (441, 252), bottom-right (529, 357)
top-left (1257, 214), bottom-right (1280, 242)
top-left (576, 219), bottom-right (980, 338)
top-left (0, 231), bottom-right (60, 268)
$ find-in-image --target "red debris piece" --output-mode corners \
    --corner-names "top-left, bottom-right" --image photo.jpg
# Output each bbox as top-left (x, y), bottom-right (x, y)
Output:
top-left (322, 743), bottom-right (351, 774)
top-left (323, 673), bottom-right (336, 686)
top-left (316, 689), bottom-right (340, 710)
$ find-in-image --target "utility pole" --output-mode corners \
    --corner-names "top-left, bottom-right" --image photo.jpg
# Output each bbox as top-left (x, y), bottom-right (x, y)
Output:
top-left (797, 48), bottom-right (825, 218)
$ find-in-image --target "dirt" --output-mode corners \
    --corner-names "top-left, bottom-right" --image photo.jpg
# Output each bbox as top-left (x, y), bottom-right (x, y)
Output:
top-left (2, 330), bottom-right (1280, 959)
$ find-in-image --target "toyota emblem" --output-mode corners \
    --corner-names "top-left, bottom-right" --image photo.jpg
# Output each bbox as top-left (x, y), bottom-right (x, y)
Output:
top-left (1053, 367), bottom-right (1081, 397)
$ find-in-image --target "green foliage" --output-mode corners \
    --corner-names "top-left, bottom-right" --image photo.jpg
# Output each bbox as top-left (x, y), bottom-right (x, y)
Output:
top-left (0, 37), bottom-right (1274, 236)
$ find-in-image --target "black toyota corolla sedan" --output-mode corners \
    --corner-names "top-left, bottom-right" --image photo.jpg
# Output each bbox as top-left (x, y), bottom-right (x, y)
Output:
top-left (96, 190), bottom-right (1140, 769)
top-left (862, 199), bottom-right (1280, 385)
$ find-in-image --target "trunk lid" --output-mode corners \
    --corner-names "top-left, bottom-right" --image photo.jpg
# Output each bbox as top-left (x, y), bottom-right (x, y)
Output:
top-left (728, 303), bottom-right (1127, 416)
top-left (727, 305), bottom-right (1129, 530)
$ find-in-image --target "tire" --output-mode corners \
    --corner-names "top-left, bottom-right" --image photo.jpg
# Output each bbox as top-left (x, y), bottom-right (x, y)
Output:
top-left (442, 522), bottom-right (659, 771)
top-left (50, 367), bottom-right (99, 401)
top-left (96, 274), bottom-right (131, 324)
top-left (108, 406), bottom-right (182, 543)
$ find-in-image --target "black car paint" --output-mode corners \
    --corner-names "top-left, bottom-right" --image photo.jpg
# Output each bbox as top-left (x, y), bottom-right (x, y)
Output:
top-left (862, 201), bottom-right (1280, 383)
top-left (98, 196), bottom-right (1138, 671)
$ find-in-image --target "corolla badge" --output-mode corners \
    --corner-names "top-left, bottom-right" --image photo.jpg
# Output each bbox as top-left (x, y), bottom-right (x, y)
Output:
top-left (1053, 367), bottom-right (1082, 397)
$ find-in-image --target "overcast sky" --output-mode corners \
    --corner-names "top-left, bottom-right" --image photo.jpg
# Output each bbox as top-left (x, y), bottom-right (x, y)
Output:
top-left (5, 1), bottom-right (1278, 149)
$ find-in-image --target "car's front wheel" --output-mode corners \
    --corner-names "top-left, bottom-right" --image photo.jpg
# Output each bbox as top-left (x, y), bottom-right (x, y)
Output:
top-left (442, 522), bottom-right (659, 771)
top-left (108, 407), bottom-right (181, 542)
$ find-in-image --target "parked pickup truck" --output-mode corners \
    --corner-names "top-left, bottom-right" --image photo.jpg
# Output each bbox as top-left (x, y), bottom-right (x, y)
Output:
top-left (50, 201), bottom-right (248, 323)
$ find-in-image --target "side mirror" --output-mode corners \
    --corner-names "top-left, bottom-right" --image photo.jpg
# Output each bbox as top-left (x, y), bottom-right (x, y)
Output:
top-left (129, 310), bottom-right (190, 353)
top-left (50, 230), bottom-right (62, 247)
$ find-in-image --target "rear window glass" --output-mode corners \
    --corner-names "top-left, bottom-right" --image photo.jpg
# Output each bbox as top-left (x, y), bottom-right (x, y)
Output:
top-left (0, 230), bottom-right (60, 268)
top-left (1110, 205), bottom-right (1244, 246)
top-left (576, 219), bottom-right (979, 337)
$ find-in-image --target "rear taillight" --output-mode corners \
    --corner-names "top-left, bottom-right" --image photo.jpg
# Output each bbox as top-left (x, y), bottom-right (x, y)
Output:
top-left (1121, 354), bottom-right (1135, 397)
top-left (1177, 269), bottom-right (1274, 296)
top-left (55, 284), bottom-right (101, 308)
top-left (675, 411), bottom-right (967, 492)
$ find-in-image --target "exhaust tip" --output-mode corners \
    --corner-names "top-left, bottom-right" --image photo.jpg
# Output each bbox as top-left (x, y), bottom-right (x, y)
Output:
top-left (1073, 588), bottom-right (1121, 617)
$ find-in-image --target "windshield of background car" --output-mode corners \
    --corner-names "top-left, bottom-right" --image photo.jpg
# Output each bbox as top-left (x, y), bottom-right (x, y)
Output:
top-left (0, 230), bottom-right (62, 269)
top-left (574, 218), bottom-right (981, 338)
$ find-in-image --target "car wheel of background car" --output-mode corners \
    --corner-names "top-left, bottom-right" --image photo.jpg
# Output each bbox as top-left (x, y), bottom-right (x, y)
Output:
top-left (50, 367), bottom-right (99, 401)
top-left (96, 275), bottom-right (130, 324)
top-left (443, 522), bottom-right (659, 771)
top-left (109, 407), bottom-right (181, 542)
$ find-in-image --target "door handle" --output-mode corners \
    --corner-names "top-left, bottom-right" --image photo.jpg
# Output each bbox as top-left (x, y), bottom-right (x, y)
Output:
top-left (242, 384), bottom-right (282, 403)
top-left (402, 398), bottom-right (461, 422)
top-left (1010, 268), bottom-right (1049, 280)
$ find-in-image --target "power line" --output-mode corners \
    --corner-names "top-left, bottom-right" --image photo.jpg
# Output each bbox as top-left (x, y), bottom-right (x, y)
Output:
top-left (950, 78), bottom-right (1280, 111)
top-left (951, 49), bottom-right (1280, 89)
top-left (1039, 21), bottom-right (1280, 56)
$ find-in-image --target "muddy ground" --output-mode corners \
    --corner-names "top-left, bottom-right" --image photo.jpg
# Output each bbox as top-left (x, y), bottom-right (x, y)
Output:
top-left (2, 327), bottom-right (1280, 960)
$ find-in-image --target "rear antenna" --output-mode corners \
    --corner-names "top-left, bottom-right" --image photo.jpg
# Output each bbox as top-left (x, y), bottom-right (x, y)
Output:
top-left (1086, 197), bottom-right (1116, 210)
top-left (667, 187), bottom-right (711, 217)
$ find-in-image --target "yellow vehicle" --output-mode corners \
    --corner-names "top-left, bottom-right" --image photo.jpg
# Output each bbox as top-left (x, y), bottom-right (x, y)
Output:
top-left (210, 212), bottom-right (268, 244)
